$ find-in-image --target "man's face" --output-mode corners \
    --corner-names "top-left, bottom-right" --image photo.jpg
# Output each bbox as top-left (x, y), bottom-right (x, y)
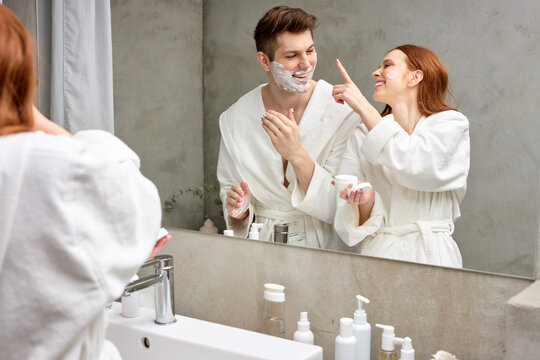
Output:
top-left (272, 30), bottom-right (317, 74)
top-left (268, 30), bottom-right (317, 93)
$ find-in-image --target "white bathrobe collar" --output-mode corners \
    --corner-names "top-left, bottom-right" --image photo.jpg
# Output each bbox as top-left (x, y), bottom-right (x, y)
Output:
top-left (219, 79), bottom-right (352, 208)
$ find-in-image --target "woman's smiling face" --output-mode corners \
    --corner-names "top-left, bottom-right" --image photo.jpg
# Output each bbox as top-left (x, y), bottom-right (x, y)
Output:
top-left (371, 49), bottom-right (413, 103)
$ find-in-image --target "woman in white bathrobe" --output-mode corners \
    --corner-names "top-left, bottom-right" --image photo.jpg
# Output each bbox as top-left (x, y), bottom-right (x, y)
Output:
top-left (0, 6), bottom-right (168, 359)
top-left (332, 45), bottom-right (469, 267)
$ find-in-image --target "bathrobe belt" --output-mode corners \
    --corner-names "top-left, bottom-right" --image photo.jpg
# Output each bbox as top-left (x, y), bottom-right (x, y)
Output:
top-left (377, 220), bottom-right (455, 260)
top-left (254, 206), bottom-right (306, 223)
top-left (254, 206), bottom-right (314, 245)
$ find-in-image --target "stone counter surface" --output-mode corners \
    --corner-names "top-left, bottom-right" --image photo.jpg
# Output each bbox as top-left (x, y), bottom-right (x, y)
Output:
top-left (162, 229), bottom-right (536, 360)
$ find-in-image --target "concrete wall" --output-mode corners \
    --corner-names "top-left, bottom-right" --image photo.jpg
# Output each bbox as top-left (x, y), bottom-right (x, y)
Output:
top-left (163, 228), bottom-right (534, 360)
top-left (202, 0), bottom-right (540, 278)
top-left (111, 0), bottom-right (204, 230)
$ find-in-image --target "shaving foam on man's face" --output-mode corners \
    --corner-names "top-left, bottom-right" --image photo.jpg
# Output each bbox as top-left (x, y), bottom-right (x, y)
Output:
top-left (270, 61), bottom-right (316, 93)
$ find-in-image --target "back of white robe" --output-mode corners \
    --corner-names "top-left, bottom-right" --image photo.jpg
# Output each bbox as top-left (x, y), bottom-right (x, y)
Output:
top-left (0, 131), bottom-right (161, 359)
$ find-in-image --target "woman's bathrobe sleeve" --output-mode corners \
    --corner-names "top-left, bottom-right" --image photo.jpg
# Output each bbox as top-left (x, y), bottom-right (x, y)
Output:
top-left (362, 110), bottom-right (470, 198)
top-left (334, 126), bottom-right (386, 247)
top-left (0, 130), bottom-right (161, 360)
top-left (290, 111), bottom-right (360, 224)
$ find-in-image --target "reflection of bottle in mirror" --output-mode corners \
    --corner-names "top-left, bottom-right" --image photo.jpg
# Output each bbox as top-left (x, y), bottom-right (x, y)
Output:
top-left (273, 223), bottom-right (289, 243)
top-left (230, 195), bottom-right (249, 217)
top-left (249, 223), bottom-right (264, 240)
top-left (263, 283), bottom-right (286, 338)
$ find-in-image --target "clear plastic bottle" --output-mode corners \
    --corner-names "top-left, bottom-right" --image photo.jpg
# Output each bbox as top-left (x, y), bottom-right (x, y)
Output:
top-left (263, 283), bottom-right (285, 338)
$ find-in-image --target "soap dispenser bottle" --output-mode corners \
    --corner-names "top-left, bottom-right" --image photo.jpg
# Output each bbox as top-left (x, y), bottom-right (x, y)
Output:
top-left (293, 312), bottom-right (314, 344)
top-left (335, 317), bottom-right (356, 360)
top-left (375, 324), bottom-right (398, 360)
top-left (352, 295), bottom-right (371, 360)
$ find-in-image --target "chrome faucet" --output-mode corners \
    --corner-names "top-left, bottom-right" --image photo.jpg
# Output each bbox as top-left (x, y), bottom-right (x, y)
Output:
top-left (123, 254), bottom-right (176, 325)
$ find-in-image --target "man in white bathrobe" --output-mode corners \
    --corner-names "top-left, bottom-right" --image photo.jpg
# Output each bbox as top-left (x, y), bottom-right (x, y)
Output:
top-left (217, 6), bottom-right (360, 249)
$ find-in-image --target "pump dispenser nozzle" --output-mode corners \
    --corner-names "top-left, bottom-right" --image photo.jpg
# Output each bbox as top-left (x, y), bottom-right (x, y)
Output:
top-left (293, 312), bottom-right (314, 345)
top-left (394, 336), bottom-right (415, 360)
top-left (297, 312), bottom-right (310, 331)
top-left (376, 324), bottom-right (396, 351)
top-left (354, 295), bottom-right (370, 324)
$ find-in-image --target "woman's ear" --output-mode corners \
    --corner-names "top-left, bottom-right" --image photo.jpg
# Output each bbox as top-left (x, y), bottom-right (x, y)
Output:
top-left (409, 69), bottom-right (424, 87)
top-left (256, 51), bottom-right (271, 72)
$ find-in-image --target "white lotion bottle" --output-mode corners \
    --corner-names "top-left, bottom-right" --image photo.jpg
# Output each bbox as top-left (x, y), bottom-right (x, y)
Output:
top-left (353, 295), bottom-right (371, 360)
top-left (249, 223), bottom-right (264, 240)
top-left (293, 312), bottom-right (314, 344)
top-left (335, 317), bottom-right (356, 360)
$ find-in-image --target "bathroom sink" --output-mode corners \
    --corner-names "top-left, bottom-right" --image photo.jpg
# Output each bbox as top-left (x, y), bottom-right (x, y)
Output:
top-left (106, 302), bottom-right (323, 360)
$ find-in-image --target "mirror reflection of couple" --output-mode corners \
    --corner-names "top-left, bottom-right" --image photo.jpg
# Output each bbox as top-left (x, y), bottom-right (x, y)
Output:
top-left (217, 6), bottom-right (470, 268)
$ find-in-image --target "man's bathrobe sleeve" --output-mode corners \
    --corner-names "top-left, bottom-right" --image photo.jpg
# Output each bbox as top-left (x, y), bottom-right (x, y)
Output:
top-left (290, 111), bottom-right (360, 224)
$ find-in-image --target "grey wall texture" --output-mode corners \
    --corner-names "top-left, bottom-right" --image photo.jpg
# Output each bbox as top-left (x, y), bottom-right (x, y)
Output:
top-left (111, 0), bottom-right (204, 230)
top-left (203, 0), bottom-right (540, 278)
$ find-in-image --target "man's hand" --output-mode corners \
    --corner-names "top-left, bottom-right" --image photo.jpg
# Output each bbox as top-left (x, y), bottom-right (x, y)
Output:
top-left (261, 108), bottom-right (304, 162)
top-left (226, 181), bottom-right (251, 220)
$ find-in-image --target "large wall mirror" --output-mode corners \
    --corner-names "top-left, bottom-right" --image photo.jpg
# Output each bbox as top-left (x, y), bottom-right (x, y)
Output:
top-left (110, 0), bottom-right (538, 279)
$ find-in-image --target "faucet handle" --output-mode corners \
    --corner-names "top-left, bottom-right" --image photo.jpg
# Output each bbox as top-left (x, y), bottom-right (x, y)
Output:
top-left (142, 254), bottom-right (173, 269)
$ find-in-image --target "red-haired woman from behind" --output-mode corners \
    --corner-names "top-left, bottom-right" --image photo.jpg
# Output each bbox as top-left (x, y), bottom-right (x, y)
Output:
top-left (0, 5), bottom-right (168, 359)
top-left (332, 45), bottom-right (469, 267)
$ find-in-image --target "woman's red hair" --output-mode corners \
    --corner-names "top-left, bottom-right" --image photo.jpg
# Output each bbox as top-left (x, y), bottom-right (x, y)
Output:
top-left (0, 5), bottom-right (35, 135)
top-left (381, 44), bottom-right (455, 117)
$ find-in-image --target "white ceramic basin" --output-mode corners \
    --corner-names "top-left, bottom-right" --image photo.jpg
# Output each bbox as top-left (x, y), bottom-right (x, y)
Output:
top-left (106, 302), bottom-right (323, 360)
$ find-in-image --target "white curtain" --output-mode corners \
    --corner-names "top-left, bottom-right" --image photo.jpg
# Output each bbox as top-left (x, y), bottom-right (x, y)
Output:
top-left (49, 0), bottom-right (114, 133)
top-left (18, 0), bottom-right (115, 133)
